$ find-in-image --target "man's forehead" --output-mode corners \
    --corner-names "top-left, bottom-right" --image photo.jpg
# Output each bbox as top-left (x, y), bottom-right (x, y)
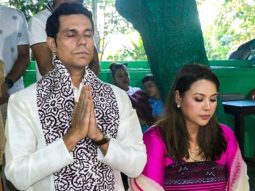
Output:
top-left (143, 80), bottom-right (154, 85)
top-left (59, 14), bottom-right (92, 27)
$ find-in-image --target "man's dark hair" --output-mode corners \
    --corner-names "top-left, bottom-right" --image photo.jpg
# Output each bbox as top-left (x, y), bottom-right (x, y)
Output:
top-left (46, 2), bottom-right (94, 39)
top-left (109, 63), bottom-right (128, 77)
top-left (142, 74), bottom-right (154, 84)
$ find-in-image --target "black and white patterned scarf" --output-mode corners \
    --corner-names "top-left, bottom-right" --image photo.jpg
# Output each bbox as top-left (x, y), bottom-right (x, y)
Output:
top-left (37, 59), bottom-right (119, 191)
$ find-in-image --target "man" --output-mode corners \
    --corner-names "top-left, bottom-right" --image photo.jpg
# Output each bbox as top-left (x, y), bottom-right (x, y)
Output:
top-left (5, 3), bottom-right (146, 191)
top-left (0, 5), bottom-right (29, 191)
top-left (142, 74), bottom-right (164, 121)
top-left (29, 0), bottom-right (99, 80)
top-left (0, 5), bottom-right (29, 112)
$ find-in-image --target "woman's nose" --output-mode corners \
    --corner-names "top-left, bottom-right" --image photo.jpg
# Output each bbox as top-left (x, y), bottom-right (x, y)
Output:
top-left (203, 100), bottom-right (211, 110)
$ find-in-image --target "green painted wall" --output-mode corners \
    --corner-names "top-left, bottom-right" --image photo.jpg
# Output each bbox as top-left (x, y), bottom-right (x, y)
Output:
top-left (99, 60), bottom-right (255, 157)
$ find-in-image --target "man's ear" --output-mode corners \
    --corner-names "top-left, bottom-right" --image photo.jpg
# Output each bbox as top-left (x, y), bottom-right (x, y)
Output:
top-left (47, 37), bottom-right (57, 53)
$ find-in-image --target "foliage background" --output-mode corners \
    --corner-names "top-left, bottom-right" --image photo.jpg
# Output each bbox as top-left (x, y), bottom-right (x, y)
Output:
top-left (197, 0), bottom-right (255, 59)
top-left (1, 0), bottom-right (255, 61)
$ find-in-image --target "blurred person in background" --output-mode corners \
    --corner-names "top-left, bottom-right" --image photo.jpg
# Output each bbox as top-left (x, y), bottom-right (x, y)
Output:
top-left (142, 74), bottom-right (164, 121)
top-left (0, 5), bottom-right (29, 191)
top-left (110, 63), bottom-right (154, 132)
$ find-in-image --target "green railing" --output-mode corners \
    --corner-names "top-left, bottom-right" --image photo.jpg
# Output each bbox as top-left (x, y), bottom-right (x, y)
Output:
top-left (23, 59), bottom-right (255, 157)
top-left (25, 59), bottom-right (253, 90)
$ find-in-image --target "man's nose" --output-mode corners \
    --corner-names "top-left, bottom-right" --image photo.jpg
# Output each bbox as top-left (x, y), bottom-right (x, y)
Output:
top-left (77, 35), bottom-right (86, 46)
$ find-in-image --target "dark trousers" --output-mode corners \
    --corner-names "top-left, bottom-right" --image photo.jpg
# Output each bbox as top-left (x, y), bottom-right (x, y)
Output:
top-left (121, 172), bottom-right (128, 191)
top-left (0, 169), bottom-right (4, 191)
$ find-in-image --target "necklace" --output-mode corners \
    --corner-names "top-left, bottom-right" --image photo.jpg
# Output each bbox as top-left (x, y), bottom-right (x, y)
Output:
top-left (187, 145), bottom-right (204, 162)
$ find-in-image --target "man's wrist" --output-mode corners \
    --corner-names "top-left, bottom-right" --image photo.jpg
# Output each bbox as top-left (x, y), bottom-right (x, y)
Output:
top-left (93, 134), bottom-right (109, 146)
top-left (5, 78), bottom-right (14, 89)
top-left (63, 132), bottom-right (80, 152)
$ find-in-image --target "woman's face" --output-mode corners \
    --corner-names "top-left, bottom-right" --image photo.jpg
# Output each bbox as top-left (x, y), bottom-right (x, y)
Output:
top-left (176, 79), bottom-right (218, 130)
top-left (113, 68), bottom-right (130, 91)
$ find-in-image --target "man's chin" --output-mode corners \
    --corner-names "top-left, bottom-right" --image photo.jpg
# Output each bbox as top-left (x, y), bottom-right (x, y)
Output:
top-left (75, 59), bottom-right (91, 66)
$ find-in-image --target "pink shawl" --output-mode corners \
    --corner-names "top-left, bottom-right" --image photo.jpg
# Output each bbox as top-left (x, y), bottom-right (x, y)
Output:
top-left (129, 124), bottom-right (249, 191)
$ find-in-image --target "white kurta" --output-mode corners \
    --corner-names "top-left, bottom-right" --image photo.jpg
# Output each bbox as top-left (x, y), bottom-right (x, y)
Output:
top-left (5, 83), bottom-right (146, 191)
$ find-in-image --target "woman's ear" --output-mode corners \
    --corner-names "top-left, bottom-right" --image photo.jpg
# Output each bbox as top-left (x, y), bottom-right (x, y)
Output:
top-left (175, 90), bottom-right (181, 108)
top-left (46, 37), bottom-right (57, 53)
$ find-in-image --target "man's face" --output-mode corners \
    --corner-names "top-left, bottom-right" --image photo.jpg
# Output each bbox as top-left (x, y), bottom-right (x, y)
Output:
top-left (143, 80), bottom-right (159, 98)
top-left (49, 14), bottom-right (94, 71)
top-left (113, 69), bottom-right (130, 91)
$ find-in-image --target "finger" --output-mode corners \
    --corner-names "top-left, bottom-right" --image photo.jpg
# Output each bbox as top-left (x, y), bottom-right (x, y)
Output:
top-left (72, 102), bottom-right (78, 122)
top-left (83, 90), bottom-right (91, 129)
top-left (78, 86), bottom-right (86, 107)
top-left (82, 85), bottom-right (92, 118)
top-left (90, 105), bottom-right (96, 128)
top-left (72, 86), bottom-right (87, 125)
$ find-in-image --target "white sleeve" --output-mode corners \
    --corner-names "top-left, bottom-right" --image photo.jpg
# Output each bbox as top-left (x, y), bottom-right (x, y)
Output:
top-left (28, 14), bottom-right (47, 46)
top-left (4, 93), bottom-right (73, 190)
top-left (16, 11), bottom-right (29, 45)
top-left (97, 86), bottom-right (147, 178)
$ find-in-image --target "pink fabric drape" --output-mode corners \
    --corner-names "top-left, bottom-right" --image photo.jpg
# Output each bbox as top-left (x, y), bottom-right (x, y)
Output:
top-left (129, 124), bottom-right (249, 191)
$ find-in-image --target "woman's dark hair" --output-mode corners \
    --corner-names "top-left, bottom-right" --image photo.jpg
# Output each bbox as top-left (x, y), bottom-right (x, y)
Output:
top-left (109, 63), bottom-right (128, 78)
top-left (46, 2), bottom-right (94, 39)
top-left (158, 63), bottom-right (226, 161)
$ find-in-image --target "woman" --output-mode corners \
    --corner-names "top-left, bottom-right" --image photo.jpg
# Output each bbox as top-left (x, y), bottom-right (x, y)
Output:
top-left (129, 64), bottom-right (249, 191)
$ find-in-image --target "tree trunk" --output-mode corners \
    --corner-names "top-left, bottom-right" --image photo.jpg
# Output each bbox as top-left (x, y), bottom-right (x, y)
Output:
top-left (116, 0), bottom-right (208, 99)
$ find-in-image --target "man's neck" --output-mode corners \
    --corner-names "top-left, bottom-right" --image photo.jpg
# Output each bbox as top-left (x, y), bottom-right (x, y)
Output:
top-left (72, 75), bottom-right (84, 87)
top-left (69, 69), bottom-right (85, 87)
top-left (153, 93), bottom-right (161, 100)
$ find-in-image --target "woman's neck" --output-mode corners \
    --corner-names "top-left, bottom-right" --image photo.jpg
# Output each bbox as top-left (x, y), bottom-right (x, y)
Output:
top-left (186, 124), bottom-right (199, 143)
